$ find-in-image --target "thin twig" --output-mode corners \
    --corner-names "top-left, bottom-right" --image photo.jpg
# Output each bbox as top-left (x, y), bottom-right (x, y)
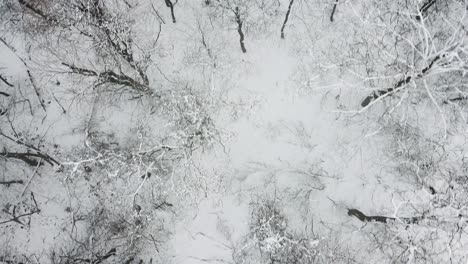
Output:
top-left (20, 160), bottom-right (42, 197)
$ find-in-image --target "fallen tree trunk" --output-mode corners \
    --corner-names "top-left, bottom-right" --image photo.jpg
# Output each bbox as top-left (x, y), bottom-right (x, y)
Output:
top-left (0, 180), bottom-right (24, 186)
top-left (347, 208), bottom-right (423, 224)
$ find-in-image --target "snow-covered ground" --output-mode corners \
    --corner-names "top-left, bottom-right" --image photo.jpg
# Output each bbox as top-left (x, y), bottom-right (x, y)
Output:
top-left (2, 1), bottom-right (467, 263)
top-left (167, 39), bottom-right (395, 263)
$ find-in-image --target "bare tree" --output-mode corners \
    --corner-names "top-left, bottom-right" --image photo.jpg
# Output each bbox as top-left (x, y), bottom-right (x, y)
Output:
top-left (207, 0), bottom-right (281, 53)
top-left (7, 0), bottom-right (158, 97)
top-left (233, 198), bottom-right (356, 264)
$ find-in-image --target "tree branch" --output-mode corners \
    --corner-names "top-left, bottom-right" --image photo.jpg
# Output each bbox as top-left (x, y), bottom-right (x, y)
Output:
top-left (0, 74), bottom-right (14, 87)
top-left (361, 55), bottom-right (441, 107)
top-left (0, 151), bottom-right (59, 167)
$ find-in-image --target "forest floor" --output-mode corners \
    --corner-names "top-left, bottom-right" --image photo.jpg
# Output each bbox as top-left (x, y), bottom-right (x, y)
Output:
top-left (167, 38), bottom-right (397, 263)
top-left (0, 3), bottom-right (430, 262)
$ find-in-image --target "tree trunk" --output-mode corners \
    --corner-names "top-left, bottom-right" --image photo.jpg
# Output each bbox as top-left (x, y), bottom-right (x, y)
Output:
top-left (348, 208), bottom-right (423, 224)
top-left (0, 180), bottom-right (24, 186)
top-left (416, 0), bottom-right (437, 20)
top-left (164, 0), bottom-right (176, 23)
top-left (330, 0), bottom-right (339, 22)
top-left (280, 0), bottom-right (295, 39)
top-left (234, 7), bottom-right (247, 53)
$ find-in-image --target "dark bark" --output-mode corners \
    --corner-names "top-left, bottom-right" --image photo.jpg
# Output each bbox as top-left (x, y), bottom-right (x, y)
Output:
top-left (330, 0), bottom-right (339, 22)
top-left (234, 7), bottom-right (247, 53)
top-left (61, 63), bottom-right (97, 76)
top-left (348, 208), bottom-right (423, 224)
top-left (416, 0), bottom-right (437, 20)
top-left (0, 74), bottom-right (14, 87)
top-left (0, 151), bottom-right (59, 167)
top-left (0, 180), bottom-right (24, 186)
top-left (19, 1), bottom-right (150, 92)
top-left (0, 194), bottom-right (40, 226)
top-left (153, 201), bottom-right (173, 210)
top-left (26, 69), bottom-right (47, 112)
top-left (0, 132), bottom-right (60, 165)
top-left (62, 63), bottom-right (148, 92)
top-left (361, 55), bottom-right (441, 107)
top-left (443, 96), bottom-right (467, 104)
top-left (102, 28), bottom-right (149, 86)
top-left (0, 38), bottom-right (47, 112)
top-left (164, 0), bottom-right (177, 23)
top-left (89, 248), bottom-right (117, 264)
top-left (100, 71), bottom-right (147, 91)
top-left (141, 172), bottom-right (151, 179)
top-left (18, 0), bottom-right (58, 24)
top-left (280, 0), bottom-right (295, 39)
top-left (0, 208), bottom-right (39, 225)
top-left (64, 248), bottom-right (117, 264)
top-left (75, 0), bottom-right (105, 25)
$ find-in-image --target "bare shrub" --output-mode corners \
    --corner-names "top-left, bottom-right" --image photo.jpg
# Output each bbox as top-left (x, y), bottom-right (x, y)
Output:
top-left (234, 199), bottom-right (356, 264)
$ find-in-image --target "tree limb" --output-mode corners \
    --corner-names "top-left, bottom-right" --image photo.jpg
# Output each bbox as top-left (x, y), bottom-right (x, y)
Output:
top-left (361, 55), bottom-right (441, 107)
top-left (0, 74), bottom-right (14, 87)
